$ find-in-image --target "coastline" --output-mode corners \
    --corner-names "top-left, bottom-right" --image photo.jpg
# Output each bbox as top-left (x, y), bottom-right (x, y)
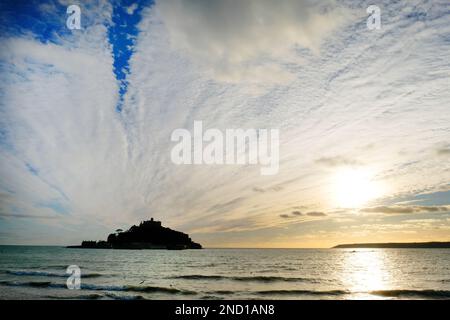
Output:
top-left (333, 241), bottom-right (450, 249)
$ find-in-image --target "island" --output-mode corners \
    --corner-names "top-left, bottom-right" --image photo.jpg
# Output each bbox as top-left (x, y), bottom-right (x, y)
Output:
top-left (67, 218), bottom-right (202, 250)
top-left (332, 241), bottom-right (450, 249)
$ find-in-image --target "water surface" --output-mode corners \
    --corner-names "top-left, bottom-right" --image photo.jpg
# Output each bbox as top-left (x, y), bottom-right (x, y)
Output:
top-left (1, 246), bottom-right (449, 300)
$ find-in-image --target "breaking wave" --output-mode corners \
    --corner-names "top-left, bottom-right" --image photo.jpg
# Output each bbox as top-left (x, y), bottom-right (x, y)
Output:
top-left (0, 280), bottom-right (195, 295)
top-left (4, 270), bottom-right (103, 278)
top-left (253, 289), bottom-right (349, 296)
top-left (171, 274), bottom-right (320, 283)
top-left (370, 289), bottom-right (450, 299)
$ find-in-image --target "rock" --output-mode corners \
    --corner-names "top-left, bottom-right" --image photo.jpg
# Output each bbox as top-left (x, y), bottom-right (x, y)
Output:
top-left (67, 218), bottom-right (202, 250)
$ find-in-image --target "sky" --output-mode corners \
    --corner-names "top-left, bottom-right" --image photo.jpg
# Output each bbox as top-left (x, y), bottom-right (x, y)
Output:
top-left (0, 0), bottom-right (449, 248)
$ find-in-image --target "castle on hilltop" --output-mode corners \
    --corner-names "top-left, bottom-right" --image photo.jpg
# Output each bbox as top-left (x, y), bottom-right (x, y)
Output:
top-left (69, 218), bottom-right (202, 250)
top-left (138, 218), bottom-right (161, 227)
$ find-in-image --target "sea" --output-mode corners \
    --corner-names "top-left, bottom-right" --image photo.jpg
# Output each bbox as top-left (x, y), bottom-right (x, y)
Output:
top-left (0, 246), bottom-right (449, 300)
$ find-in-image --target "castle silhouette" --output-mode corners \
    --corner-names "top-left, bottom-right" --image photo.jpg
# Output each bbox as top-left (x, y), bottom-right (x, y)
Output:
top-left (68, 218), bottom-right (202, 250)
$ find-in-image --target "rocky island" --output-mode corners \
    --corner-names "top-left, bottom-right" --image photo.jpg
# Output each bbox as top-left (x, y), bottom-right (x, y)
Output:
top-left (67, 218), bottom-right (202, 250)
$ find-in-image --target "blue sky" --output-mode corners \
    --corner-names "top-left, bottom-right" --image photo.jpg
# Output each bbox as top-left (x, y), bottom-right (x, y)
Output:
top-left (107, 0), bottom-right (151, 111)
top-left (0, 0), bottom-right (449, 247)
top-left (0, 0), bottom-right (150, 110)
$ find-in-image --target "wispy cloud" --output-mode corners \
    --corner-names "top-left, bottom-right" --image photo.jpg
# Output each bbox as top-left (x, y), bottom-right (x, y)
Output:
top-left (315, 156), bottom-right (362, 168)
top-left (306, 211), bottom-right (327, 217)
top-left (279, 211), bottom-right (326, 219)
top-left (361, 205), bottom-right (450, 215)
top-left (156, 0), bottom-right (353, 84)
top-left (0, 213), bottom-right (59, 219)
top-left (436, 147), bottom-right (450, 156)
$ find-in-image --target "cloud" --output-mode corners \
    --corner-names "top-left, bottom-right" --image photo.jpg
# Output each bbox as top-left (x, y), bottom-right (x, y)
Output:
top-left (126, 3), bottom-right (139, 15)
top-left (315, 156), bottom-right (361, 168)
top-left (0, 213), bottom-right (58, 219)
top-left (206, 197), bottom-right (246, 214)
top-left (436, 147), bottom-right (450, 156)
top-left (1, 0), bottom-right (450, 246)
top-left (361, 205), bottom-right (450, 214)
top-left (361, 206), bottom-right (415, 214)
top-left (306, 211), bottom-right (327, 217)
top-left (0, 4), bottom-right (129, 232)
top-left (155, 0), bottom-right (352, 84)
top-left (279, 211), bottom-right (326, 219)
top-left (293, 206), bottom-right (308, 210)
top-left (117, 0), bottom-right (450, 244)
top-left (415, 206), bottom-right (450, 212)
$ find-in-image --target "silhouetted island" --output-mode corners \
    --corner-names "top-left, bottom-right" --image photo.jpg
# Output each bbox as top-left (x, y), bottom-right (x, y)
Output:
top-left (333, 241), bottom-right (450, 249)
top-left (67, 218), bottom-right (202, 250)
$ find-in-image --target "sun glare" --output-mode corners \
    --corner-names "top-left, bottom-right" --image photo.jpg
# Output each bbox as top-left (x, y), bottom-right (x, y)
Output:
top-left (340, 250), bottom-right (393, 298)
top-left (332, 167), bottom-right (383, 208)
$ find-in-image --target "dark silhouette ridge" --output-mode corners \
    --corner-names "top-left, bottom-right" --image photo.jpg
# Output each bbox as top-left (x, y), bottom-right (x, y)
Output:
top-left (67, 218), bottom-right (202, 250)
top-left (333, 241), bottom-right (450, 249)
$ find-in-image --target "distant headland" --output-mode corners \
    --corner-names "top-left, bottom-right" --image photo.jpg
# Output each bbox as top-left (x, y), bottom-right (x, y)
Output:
top-left (333, 241), bottom-right (450, 249)
top-left (67, 218), bottom-right (202, 250)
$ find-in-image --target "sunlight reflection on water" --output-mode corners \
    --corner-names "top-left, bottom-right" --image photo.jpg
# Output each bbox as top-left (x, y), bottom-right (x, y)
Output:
top-left (340, 249), bottom-right (393, 299)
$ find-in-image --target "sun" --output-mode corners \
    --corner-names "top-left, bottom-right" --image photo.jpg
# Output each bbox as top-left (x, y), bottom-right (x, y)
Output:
top-left (332, 167), bottom-right (383, 209)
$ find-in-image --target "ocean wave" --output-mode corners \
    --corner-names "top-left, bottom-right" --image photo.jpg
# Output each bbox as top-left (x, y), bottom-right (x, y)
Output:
top-left (233, 276), bottom-right (318, 283)
top-left (79, 283), bottom-right (195, 295)
top-left (45, 265), bottom-right (84, 269)
top-left (171, 274), bottom-right (318, 283)
top-left (124, 285), bottom-right (196, 295)
top-left (45, 293), bottom-right (146, 300)
top-left (370, 289), bottom-right (450, 299)
top-left (200, 295), bottom-right (224, 300)
top-left (46, 294), bottom-right (105, 300)
top-left (104, 293), bottom-right (146, 300)
top-left (171, 275), bottom-right (224, 280)
top-left (0, 280), bottom-right (64, 288)
top-left (0, 280), bottom-right (195, 295)
top-left (4, 270), bottom-right (103, 278)
top-left (254, 289), bottom-right (349, 296)
top-left (206, 290), bottom-right (235, 295)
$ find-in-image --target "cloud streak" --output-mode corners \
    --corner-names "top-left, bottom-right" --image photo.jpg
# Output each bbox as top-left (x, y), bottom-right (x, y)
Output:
top-left (361, 205), bottom-right (450, 215)
top-left (156, 0), bottom-right (352, 84)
